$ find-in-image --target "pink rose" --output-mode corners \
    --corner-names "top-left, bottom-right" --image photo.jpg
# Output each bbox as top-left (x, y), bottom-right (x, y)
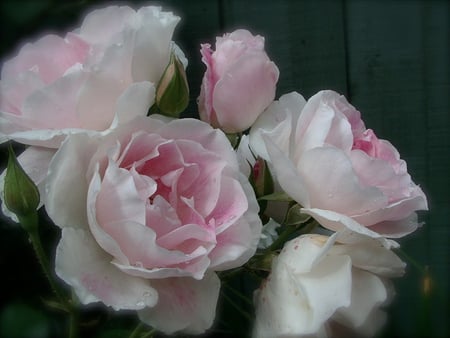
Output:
top-left (45, 116), bottom-right (261, 334)
top-left (250, 90), bottom-right (428, 239)
top-left (198, 29), bottom-right (279, 133)
top-left (0, 5), bottom-right (181, 148)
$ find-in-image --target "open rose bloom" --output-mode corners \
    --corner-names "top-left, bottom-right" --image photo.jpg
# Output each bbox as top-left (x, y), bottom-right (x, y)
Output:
top-left (44, 116), bottom-right (261, 333)
top-left (0, 5), bottom-right (181, 148)
top-left (253, 233), bottom-right (405, 338)
top-left (0, 5), bottom-right (183, 219)
top-left (250, 90), bottom-right (428, 240)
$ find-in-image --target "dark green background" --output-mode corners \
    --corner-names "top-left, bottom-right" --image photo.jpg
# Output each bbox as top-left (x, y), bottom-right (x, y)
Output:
top-left (0, 0), bottom-right (448, 337)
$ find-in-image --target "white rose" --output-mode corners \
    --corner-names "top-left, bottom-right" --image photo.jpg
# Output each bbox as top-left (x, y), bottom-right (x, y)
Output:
top-left (253, 233), bottom-right (405, 338)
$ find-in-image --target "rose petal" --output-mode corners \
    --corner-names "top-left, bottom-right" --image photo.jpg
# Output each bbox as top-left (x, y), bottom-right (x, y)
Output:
top-left (45, 133), bottom-right (99, 228)
top-left (254, 235), bottom-right (352, 337)
top-left (250, 91), bottom-right (305, 160)
top-left (334, 269), bottom-right (387, 328)
top-left (131, 6), bottom-right (180, 83)
top-left (56, 227), bottom-right (158, 310)
top-left (213, 54), bottom-right (278, 133)
top-left (138, 273), bottom-right (220, 334)
top-left (112, 81), bottom-right (155, 128)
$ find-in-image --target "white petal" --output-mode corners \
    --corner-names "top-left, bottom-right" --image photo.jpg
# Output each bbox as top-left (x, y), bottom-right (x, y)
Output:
top-left (111, 81), bottom-right (155, 128)
top-left (138, 273), bottom-right (220, 334)
top-left (249, 91), bottom-right (305, 160)
top-left (333, 269), bottom-right (387, 329)
top-left (56, 227), bottom-right (158, 310)
top-left (329, 235), bottom-right (406, 277)
top-left (263, 133), bottom-right (311, 207)
top-left (254, 234), bottom-right (353, 337)
top-left (45, 133), bottom-right (99, 228)
top-left (132, 7), bottom-right (180, 83)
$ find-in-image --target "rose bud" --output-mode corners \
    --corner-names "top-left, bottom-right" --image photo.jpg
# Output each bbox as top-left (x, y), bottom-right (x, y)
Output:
top-left (198, 29), bottom-right (279, 133)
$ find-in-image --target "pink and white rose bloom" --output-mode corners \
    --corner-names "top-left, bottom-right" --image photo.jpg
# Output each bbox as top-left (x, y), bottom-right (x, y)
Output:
top-left (0, 5), bottom-right (181, 147)
top-left (250, 90), bottom-right (428, 239)
top-left (198, 29), bottom-right (279, 133)
top-left (253, 233), bottom-right (405, 338)
top-left (0, 5), bottom-right (182, 218)
top-left (45, 116), bottom-right (262, 334)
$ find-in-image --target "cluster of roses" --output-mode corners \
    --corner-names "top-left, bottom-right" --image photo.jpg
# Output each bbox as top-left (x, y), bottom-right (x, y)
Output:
top-left (0, 5), bottom-right (427, 338)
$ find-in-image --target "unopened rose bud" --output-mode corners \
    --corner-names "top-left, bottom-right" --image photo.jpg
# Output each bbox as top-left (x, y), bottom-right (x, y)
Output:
top-left (4, 146), bottom-right (40, 218)
top-left (250, 157), bottom-right (274, 198)
top-left (155, 52), bottom-right (189, 117)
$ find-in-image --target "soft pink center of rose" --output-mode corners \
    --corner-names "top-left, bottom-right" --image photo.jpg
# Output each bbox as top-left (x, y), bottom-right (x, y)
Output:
top-left (352, 129), bottom-right (379, 156)
top-left (352, 129), bottom-right (401, 170)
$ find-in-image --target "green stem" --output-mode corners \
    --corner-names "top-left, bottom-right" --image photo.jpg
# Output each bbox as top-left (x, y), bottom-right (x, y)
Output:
top-left (221, 291), bottom-right (252, 322)
top-left (141, 329), bottom-right (156, 338)
top-left (266, 224), bottom-right (298, 252)
top-left (223, 283), bottom-right (253, 306)
top-left (128, 322), bottom-right (145, 338)
top-left (394, 248), bottom-right (426, 274)
top-left (20, 213), bottom-right (78, 337)
top-left (68, 302), bottom-right (79, 338)
top-left (21, 213), bottom-right (70, 309)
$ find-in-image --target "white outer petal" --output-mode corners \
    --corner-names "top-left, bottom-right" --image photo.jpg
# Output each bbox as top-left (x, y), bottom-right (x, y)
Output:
top-left (138, 273), bottom-right (220, 334)
top-left (45, 133), bottom-right (99, 228)
top-left (56, 227), bottom-right (158, 310)
top-left (253, 234), bottom-right (353, 337)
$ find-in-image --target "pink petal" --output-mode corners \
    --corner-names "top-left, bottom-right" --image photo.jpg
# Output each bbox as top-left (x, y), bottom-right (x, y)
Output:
top-left (213, 54), bottom-right (279, 133)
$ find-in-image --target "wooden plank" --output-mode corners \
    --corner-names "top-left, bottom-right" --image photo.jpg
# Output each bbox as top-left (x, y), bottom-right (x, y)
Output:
top-left (221, 0), bottom-right (348, 98)
top-left (345, 1), bottom-right (449, 337)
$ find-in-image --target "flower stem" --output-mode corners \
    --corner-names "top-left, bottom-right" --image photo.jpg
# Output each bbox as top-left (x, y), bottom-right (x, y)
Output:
top-left (68, 300), bottom-right (79, 338)
top-left (21, 213), bottom-right (69, 310)
top-left (223, 282), bottom-right (253, 306)
top-left (221, 291), bottom-right (252, 322)
top-left (20, 213), bottom-right (78, 337)
top-left (128, 322), bottom-right (145, 338)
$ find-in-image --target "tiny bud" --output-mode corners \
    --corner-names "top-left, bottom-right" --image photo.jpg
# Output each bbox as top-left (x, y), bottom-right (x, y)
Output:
top-left (249, 157), bottom-right (274, 214)
top-left (250, 157), bottom-right (274, 198)
top-left (155, 52), bottom-right (189, 117)
top-left (4, 145), bottom-right (40, 218)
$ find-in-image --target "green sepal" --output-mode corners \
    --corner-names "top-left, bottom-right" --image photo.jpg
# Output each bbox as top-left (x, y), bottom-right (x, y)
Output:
top-left (4, 145), bottom-right (40, 219)
top-left (284, 203), bottom-right (311, 226)
top-left (155, 52), bottom-right (189, 117)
